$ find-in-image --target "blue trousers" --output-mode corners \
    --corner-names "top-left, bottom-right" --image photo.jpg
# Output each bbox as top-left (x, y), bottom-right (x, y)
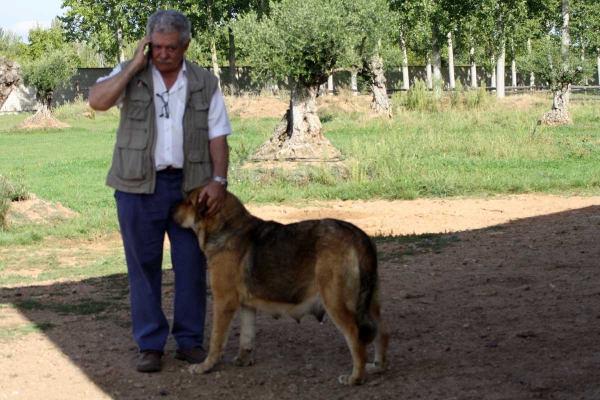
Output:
top-left (115, 172), bottom-right (207, 352)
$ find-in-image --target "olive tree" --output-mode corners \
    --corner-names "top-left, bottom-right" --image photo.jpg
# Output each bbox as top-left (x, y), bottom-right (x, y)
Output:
top-left (21, 50), bottom-right (77, 123)
top-left (234, 0), bottom-right (355, 161)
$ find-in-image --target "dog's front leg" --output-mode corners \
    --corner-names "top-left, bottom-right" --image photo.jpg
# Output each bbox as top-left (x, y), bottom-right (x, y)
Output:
top-left (190, 293), bottom-right (239, 375)
top-left (234, 305), bottom-right (256, 367)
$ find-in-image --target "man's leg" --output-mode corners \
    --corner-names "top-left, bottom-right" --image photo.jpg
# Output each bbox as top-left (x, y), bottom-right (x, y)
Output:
top-left (166, 177), bottom-right (207, 358)
top-left (115, 187), bottom-right (170, 353)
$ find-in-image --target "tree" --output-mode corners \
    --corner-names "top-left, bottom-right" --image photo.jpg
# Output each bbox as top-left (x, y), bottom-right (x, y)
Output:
top-left (525, 0), bottom-right (587, 126)
top-left (60, 0), bottom-right (172, 64)
top-left (20, 50), bottom-right (77, 127)
top-left (346, 0), bottom-right (394, 116)
top-left (27, 21), bottom-right (65, 60)
top-left (0, 28), bottom-right (27, 61)
top-left (235, 0), bottom-right (355, 161)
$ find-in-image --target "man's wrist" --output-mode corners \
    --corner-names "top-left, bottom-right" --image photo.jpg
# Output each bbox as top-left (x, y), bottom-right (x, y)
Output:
top-left (212, 176), bottom-right (228, 189)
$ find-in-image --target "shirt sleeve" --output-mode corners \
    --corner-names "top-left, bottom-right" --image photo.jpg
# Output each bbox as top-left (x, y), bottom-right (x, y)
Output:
top-left (95, 64), bottom-right (125, 106)
top-left (207, 87), bottom-right (232, 140)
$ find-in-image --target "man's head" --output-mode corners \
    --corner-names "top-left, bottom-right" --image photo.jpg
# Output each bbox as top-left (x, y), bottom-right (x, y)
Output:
top-left (146, 10), bottom-right (191, 74)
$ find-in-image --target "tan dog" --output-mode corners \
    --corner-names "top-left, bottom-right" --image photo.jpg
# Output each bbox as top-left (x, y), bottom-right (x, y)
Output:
top-left (174, 188), bottom-right (389, 385)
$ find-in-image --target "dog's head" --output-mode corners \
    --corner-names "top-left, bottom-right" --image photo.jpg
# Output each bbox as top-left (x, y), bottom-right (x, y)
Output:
top-left (174, 187), bottom-right (249, 251)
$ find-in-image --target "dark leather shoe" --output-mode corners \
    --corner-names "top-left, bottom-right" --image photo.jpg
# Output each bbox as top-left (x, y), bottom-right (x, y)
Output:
top-left (175, 346), bottom-right (207, 364)
top-left (137, 350), bottom-right (163, 373)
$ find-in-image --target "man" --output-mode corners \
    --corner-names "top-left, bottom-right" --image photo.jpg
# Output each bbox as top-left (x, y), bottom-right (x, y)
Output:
top-left (88, 9), bottom-right (231, 373)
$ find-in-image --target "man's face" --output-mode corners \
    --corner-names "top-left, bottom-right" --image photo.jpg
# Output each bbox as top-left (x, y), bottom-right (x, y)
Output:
top-left (149, 31), bottom-right (189, 74)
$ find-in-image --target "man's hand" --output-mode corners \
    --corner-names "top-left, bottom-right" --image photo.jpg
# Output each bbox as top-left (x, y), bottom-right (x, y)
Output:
top-left (198, 180), bottom-right (226, 216)
top-left (131, 36), bottom-right (152, 72)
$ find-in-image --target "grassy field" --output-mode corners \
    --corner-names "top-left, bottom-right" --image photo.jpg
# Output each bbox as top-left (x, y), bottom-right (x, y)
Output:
top-left (0, 94), bottom-right (599, 249)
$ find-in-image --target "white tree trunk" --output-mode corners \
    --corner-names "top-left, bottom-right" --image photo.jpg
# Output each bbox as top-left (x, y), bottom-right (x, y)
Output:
top-left (490, 44), bottom-right (496, 89)
top-left (115, 25), bottom-right (125, 63)
top-left (496, 41), bottom-right (505, 98)
top-left (211, 37), bottom-right (221, 89)
top-left (447, 31), bottom-right (455, 89)
top-left (401, 32), bottom-right (409, 90)
top-left (561, 0), bottom-right (570, 104)
top-left (470, 40), bottom-right (477, 88)
top-left (228, 27), bottom-right (237, 95)
top-left (426, 52), bottom-right (432, 90)
top-left (327, 75), bottom-right (334, 95)
top-left (351, 70), bottom-right (358, 96)
top-left (597, 48), bottom-right (600, 85)
top-left (432, 34), bottom-right (442, 84)
top-left (528, 38), bottom-right (535, 88)
top-left (511, 42), bottom-right (517, 88)
top-left (580, 31), bottom-right (588, 85)
top-left (432, 31), bottom-right (442, 99)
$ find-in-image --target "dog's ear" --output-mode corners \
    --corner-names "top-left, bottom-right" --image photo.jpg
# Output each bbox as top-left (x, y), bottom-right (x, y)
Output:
top-left (188, 188), bottom-right (202, 206)
top-left (194, 191), bottom-right (208, 222)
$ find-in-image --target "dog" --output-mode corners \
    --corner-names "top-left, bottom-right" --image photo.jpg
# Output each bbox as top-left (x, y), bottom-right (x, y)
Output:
top-left (174, 188), bottom-right (389, 385)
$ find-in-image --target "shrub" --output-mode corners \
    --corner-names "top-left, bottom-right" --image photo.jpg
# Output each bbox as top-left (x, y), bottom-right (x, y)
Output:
top-left (0, 177), bottom-right (12, 230)
top-left (405, 79), bottom-right (436, 112)
top-left (450, 80), bottom-right (464, 109)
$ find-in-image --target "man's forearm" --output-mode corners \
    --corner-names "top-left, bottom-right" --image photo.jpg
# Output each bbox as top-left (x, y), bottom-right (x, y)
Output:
top-left (209, 135), bottom-right (229, 179)
top-left (88, 62), bottom-right (142, 111)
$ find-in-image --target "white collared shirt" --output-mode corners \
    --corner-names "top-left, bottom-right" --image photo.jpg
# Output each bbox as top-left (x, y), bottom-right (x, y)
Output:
top-left (97, 62), bottom-right (232, 170)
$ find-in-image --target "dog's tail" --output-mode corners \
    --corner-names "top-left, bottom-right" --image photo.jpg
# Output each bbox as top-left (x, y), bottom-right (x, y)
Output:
top-left (355, 230), bottom-right (378, 344)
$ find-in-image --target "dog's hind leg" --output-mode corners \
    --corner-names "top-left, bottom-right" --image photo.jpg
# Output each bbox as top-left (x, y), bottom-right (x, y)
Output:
top-left (234, 305), bottom-right (256, 367)
top-left (190, 291), bottom-right (240, 375)
top-left (366, 293), bottom-right (389, 374)
top-left (321, 292), bottom-right (367, 385)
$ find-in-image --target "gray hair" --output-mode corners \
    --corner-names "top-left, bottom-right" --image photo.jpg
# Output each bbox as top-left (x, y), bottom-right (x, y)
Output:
top-left (146, 10), bottom-right (191, 44)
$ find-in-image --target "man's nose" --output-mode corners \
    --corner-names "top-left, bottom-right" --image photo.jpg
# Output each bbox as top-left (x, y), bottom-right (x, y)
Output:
top-left (156, 48), bottom-right (168, 58)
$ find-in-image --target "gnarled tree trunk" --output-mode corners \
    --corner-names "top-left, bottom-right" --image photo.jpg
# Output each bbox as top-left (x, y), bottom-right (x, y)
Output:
top-left (365, 54), bottom-right (392, 118)
top-left (252, 83), bottom-right (340, 161)
top-left (19, 89), bottom-right (69, 129)
top-left (0, 56), bottom-right (21, 110)
top-left (538, 83), bottom-right (572, 125)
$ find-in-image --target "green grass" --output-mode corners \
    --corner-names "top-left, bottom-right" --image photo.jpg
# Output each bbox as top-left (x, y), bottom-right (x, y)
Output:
top-left (0, 94), bottom-right (599, 249)
top-left (0, 322), bottom-right (55, 342)
top-left (374, 233), bottom-right (460, 263)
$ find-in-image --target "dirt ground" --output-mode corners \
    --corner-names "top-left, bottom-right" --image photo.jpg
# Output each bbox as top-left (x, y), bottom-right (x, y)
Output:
top-left (1, 194), bottom-right (600, 400)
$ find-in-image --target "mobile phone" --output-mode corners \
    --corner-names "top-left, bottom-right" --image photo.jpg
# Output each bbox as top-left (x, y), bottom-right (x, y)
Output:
top-left (146, 43), bottom-right (152, 61)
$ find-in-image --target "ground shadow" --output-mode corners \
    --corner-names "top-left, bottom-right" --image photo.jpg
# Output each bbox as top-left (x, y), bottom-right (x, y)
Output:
top-left (1, 206), bottom-right (600, 399)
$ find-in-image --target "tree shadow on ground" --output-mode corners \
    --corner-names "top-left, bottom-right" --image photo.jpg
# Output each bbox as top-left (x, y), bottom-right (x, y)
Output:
top-left (1, 206), bottom-right (600, 399)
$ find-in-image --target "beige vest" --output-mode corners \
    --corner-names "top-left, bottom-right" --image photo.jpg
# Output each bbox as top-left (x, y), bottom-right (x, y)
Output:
top-left (106, 60), bottom-right (219, 194)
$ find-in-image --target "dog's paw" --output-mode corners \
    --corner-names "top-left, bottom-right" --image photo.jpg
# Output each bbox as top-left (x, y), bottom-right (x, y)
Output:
top-left (366, 362), bottom-right (385, 374)
top-left (189, 361), bottom-right (212, 375)
top-left (234, 349), bottom-right (254, 367)
top-left (337, 374), bottom-right (363, 386)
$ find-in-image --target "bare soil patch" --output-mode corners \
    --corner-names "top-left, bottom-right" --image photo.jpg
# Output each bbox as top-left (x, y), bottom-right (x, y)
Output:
top-left (18, 115), bottom-right (70, 130)
top-left (225, 97), bottom-right (289, 119)
top-left (1, 195), bottom-right (600, 399)
top-left (7, 194), bottom-right (79, 226)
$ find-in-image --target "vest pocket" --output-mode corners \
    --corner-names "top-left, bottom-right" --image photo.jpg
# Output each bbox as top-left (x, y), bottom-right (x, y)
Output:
top-left (116, 128), bottom-right (148, 180)
top-left (183, 149), bottom-right (212, 192)
top-left (193, 102), bottom-right (209, 129)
